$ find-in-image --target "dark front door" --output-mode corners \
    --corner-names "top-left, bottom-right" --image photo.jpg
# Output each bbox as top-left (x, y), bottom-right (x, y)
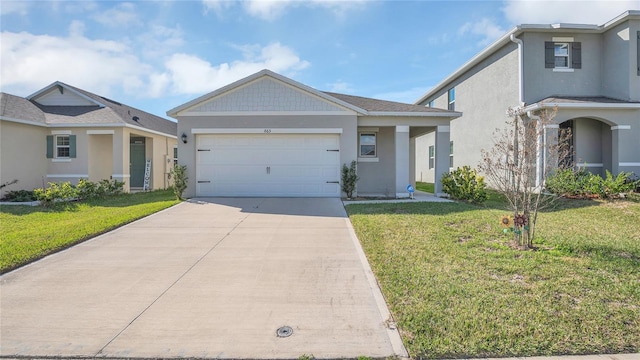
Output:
top-left (130, 137), bottom-right (146, 188)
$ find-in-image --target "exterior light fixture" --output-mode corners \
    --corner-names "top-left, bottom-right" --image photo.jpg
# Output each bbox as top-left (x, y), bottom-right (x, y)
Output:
top-left (181, 133), bottom-right (187, 144)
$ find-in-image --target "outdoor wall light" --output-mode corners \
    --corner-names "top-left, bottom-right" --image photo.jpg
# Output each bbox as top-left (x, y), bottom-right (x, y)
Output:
top-left (181, 133), bottom-right (187, 144)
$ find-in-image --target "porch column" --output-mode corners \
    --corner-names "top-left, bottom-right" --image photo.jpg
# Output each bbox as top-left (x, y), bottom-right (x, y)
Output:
top-left (611, 125), bottom-right (631, 175)
top-left (395, 125), bottom-right (410, 198)
top-left (111, 130), bottom-right (130, 192)
top-left (434, 125), bottom-right (450, 196)
top-left (543, 124), bottom-right (559, 173)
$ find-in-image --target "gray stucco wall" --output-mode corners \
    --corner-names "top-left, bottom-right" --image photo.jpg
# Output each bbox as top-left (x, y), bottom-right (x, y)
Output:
top-left (176, 114), bottom-right (358, 198)
top-left (414, 131), bottom-right (435, 183)
top-left (522, 32), bottom-right (603, 103)
top-left (356, 126), bottom-right (396, 196)
top-left (419, 42), bottom-right (520, 174)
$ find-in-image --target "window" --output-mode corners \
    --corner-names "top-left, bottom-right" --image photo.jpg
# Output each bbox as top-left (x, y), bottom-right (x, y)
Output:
top-left (359, 133), bottom-right (376, 157)
top-left (428, 145), bottom-right (435, 169)
top-left (447, 88), bottom-right (455, 111)
top-left (428, 100), bottom-right (435, 108)
top-left (46, 134), bottom-right (76, 159)
top-left (545, 41), bottom-right (581, 70)
top-left (449, 141), bottom-right (454, 168)
top-left (554, 43), bottom-right (569, 68)
top-left (56, 135), bottom-right (70, 158)
top-left (173, 146), bottom-right (178, 166)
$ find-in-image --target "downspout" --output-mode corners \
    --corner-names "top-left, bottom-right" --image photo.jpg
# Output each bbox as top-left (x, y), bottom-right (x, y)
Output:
top-left (510, 33), bottom-right (524, 106)
top-left (528, 110), bottom-right (543, 188)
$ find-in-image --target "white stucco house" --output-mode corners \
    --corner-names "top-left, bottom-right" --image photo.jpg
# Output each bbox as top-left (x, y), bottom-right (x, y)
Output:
top-left (168, 69), bottom-right (460, 198)
top-left (0, 82), bottom-right (178, 196)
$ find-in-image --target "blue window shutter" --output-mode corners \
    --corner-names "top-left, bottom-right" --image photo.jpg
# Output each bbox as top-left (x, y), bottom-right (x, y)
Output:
top-left (46, 135), bottom-right (53, 158)
top-left (571, 42), bottom-right (581, 69)
top-left (69, 135), bottom-right (77, 158)
top-left (545, 42), bottom-right (555, 68)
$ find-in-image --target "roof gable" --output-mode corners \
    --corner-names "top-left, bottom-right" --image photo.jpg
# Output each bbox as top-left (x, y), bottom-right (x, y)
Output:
top-left (168, 69), bottom-right (363, 117)
top-left (28, 82), bottom-right (104, 107)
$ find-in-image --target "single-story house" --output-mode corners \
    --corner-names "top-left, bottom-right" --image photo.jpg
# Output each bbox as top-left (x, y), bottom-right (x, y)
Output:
top-left (168, 69), bottom-right (460, 198)
top-left (0, 82), bottom-right (178, 196)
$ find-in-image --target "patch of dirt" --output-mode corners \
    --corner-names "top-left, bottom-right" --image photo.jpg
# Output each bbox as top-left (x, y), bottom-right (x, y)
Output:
top-left (457, 236), bottom-right (472, 243)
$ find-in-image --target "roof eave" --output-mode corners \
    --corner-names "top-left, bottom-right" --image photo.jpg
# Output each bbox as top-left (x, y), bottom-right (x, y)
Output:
top-left (27, 82), bottom-right (106, 108)
top-left (167, 69), bottom-right (367, 118)
top-left (366, 111), bottom-right (462, 118)
top-left (414, 26), bottom-right (521, 105)
top-left (525, 102), bottom-right (640, 112)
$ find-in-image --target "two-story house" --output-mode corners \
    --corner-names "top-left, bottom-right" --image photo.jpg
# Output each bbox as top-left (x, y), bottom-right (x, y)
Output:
top-left (415, 10), bottom-right (640, 191)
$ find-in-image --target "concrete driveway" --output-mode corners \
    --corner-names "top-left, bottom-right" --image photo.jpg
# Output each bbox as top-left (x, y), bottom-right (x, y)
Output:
top-left (1, 198), bottom-right (406, 359)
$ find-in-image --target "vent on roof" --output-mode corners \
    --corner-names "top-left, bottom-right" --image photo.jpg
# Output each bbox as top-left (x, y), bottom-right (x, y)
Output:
top-left (132, 116), bottom-right (139, 122)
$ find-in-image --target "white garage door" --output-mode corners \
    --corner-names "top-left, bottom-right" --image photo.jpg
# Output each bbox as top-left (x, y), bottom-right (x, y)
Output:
top-left (196, 133), bottom-right (341, 197)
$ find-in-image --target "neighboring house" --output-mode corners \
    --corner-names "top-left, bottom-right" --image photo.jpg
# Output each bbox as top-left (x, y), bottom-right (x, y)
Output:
top-left (0, 82), bottom-right (178, 196)
top-left (168, 69), bottom-right (460, 198)
top-left (415, 10), bottom-right (640, 187)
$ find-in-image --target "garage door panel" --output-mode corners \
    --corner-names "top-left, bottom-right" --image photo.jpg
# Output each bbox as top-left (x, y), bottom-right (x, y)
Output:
top-left (196, 133), bottom-right (340, 197)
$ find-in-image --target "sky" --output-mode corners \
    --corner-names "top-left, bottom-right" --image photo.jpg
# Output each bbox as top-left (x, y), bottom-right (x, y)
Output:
top-left (1, 0), bottom-right (638, 120)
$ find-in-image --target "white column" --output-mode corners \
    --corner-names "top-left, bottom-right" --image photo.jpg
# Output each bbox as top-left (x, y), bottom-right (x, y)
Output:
top-left (395, 125), bottom-right (410, 198)
top-left (434, 126), bottom-right (450, 197)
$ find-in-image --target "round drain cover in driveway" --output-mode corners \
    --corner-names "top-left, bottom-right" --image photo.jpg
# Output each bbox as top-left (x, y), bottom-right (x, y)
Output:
top-left (276, 326), bottom-right (293, 337)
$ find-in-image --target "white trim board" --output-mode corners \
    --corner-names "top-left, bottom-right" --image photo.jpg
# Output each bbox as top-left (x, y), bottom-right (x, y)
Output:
top-left (46, 174), bottom-right (88, 178)
top-left (192, 128), bottom-right (344, 134)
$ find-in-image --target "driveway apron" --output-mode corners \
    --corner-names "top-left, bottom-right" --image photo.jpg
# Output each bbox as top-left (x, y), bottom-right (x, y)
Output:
top-left (1, 198), bottom-right (405, 358)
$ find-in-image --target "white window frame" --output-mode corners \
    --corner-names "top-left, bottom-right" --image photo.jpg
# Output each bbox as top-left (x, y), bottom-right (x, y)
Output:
top-left (428, 145), bottom-right (435, 169)
top-left (359, 132), bottom-right (377, 158)
top-left (173, 145), bottom-right (178, 166)
top-left (554, 42), bottom-right (570, 69)
top-left (56, 135), bottom-right (70, 159)
top-left (448, 88), bottom-right (455, 111)
top-left (449, 141), bottom-right (454, 169)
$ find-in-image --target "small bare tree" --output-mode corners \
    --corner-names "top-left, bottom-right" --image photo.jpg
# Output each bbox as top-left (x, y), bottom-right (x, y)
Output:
top-left (479, 106), bottom-right (572, 249)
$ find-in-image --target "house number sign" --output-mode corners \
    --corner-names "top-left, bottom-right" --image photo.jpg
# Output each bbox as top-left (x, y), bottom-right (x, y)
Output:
top-left (143, 159), bottom-right (151, 191)
top-left (264, 129), bottom-right (272, 133)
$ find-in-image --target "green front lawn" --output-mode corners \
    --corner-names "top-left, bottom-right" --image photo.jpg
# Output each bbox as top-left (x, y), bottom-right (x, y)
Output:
top-left (415, 181), bottom-right (434, 193)
top-left (347, 194), bottom-right (640, 359)
top-left (0, 190), bottom-right (180, 273)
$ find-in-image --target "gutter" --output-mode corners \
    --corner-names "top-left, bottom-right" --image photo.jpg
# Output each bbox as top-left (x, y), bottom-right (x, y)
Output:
top-left (510, 34), bottom-right (524, 106)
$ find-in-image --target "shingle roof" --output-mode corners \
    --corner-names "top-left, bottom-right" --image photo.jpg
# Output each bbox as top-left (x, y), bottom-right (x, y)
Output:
top-left (0, 92), bottom-right (47, 124)
top-left (324, 92), bottom-right (454, 113)
top-left (1, 83), bottom-right (177, 137)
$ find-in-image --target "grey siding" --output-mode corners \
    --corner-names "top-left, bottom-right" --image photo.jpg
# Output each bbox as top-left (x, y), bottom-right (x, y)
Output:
top-left (176, 114), bottom-right (358, 199)
top-left (356, 127), bottom-right (396, 196)
top-left (523, 32), bottom-right (603, 103)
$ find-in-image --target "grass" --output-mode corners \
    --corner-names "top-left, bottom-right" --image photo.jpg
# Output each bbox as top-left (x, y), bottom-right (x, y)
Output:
top-left (415, 182), bottom-right (434, 193)
top-left (0, 190), bottom-right (180, 273)
top-left (346, 191), bottom-right (640, 359)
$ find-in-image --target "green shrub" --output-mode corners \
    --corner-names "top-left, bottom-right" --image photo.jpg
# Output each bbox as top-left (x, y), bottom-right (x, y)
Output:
top-left (546, 168), bottom-right (638, 199)
top-left (169, 165), bottom-right (188, 200)
top-left (1, 189), bottom-right (37, 202)
top-left (341, 160), bottom-right (359, 199)
top-left (441, 166), bottom-right (488, 203)
top-left (76, 178), bottom-right (124, 199)
top-left (34, 182), bottom-right (79, 206)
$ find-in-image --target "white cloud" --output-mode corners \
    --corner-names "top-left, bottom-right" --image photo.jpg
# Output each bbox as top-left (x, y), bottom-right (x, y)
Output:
top-left (0, 23), bottom-right (150, 97)
top-left (0, 1), bottom-right (30, 16)
top-left (459, 18), bottom-right (507, 46)
top-left (502, 0), bottom-right (638, 25)
top-left (92, 2), bottom-right (139, 27)
top-left (158, 42), bottom-right (310, 95)
top-left (202, 0), bottom-right (369, 20)
top-left (326, 80), bottom-right (354, 93)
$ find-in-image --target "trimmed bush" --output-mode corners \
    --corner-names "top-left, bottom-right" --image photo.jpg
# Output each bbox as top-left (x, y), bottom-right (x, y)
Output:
top-left (441, 166), bottom-right (488, 203)
top-left (546, 168), bottom-right (638, 199)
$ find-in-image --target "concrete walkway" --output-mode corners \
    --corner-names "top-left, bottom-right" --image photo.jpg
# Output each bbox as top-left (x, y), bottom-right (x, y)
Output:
top-left (0, 198), bottom-right (406, 359)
